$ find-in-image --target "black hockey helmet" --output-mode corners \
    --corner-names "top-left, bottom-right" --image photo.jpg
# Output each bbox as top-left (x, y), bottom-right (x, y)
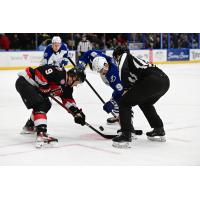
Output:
top-left (112, 46), bottom-right (130, 60)
top-left (67, 68), bottom-right (86, 83)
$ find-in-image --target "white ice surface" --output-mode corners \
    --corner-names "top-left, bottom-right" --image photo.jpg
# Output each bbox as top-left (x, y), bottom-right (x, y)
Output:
top-left (0, 64), bottom-right (200, 165)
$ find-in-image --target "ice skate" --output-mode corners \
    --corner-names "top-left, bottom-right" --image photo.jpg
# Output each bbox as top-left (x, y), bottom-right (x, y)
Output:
top-left (107, 116), bottom-right (119, 124)
top-left (112, 132), bottom-right (132, 148)
top-left (146, 128), bottom-right (166, 142)
top-left (117, 129), bottom-right (137, 140)
top-left (35, 132), bottom-right (58, 148)
top-left (20, 119), bottom-right (36, 134)
top-left (117, 127), bottom-right (143, 140)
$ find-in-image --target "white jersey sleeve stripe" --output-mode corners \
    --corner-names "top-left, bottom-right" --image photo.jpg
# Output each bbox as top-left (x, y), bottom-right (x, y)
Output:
top-left (118, 53), bottom-right (127, 79)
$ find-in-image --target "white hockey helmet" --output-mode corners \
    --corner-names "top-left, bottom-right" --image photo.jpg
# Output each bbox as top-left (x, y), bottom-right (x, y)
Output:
top-left (52, 36), bottom-right (62, 44)
top-left (92, 56), bottom-right (108, 72)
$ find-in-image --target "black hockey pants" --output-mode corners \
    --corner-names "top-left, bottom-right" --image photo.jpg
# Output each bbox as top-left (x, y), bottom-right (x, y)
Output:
top-left (118, 68), bottom-right (170, 133)
top-left (15, 76), bottom-right (51, 113)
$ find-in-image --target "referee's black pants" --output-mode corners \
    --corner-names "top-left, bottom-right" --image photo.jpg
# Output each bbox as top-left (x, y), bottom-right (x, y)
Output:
top-left (118, 68), bottom-right (170, 133)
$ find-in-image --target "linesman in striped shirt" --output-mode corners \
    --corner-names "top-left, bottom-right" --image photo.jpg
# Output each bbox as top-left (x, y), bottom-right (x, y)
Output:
top-left (111, 46), bottom-right (170, 148)
top-left (77, 34), bottom-right (92, 57)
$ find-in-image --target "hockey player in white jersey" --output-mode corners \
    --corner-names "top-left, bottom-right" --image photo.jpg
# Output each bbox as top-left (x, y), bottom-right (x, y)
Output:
top-left (41, 36), bottom-right (69, 68)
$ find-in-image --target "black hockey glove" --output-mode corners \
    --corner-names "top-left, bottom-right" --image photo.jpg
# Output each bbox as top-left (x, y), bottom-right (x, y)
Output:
top-left (70, 106), bottom-right (86, 126)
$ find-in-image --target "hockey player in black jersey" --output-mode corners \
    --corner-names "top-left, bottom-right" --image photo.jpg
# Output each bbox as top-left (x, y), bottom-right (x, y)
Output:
top-left (15, 65), bottom-right (86, 148)
top-left (112, 46), bottom-right (170, 148)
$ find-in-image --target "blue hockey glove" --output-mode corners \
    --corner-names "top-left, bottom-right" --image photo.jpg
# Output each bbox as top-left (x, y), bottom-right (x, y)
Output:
top-left (77, 61), bottom-right (86, 70)
top-left (103, 101), bottom-right (114, 114)
top-left (60, 60), bottom-right (68, 68)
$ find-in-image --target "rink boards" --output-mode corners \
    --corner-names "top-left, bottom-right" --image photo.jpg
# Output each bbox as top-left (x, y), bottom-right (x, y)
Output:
top-left (0, 49), bottom-right (200, 70)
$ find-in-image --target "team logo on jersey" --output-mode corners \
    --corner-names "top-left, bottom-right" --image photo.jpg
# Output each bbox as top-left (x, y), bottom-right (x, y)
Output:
top-left (110, 75), bottom-right (116, 83)
top-left (91, 52), bottom-right (98, 57)
top-left (44, 53), bottom-right (48, 57)
top-left (60, 79), bottom-right (65, 85)
top-left (116, 83), bottom-right (123, 91)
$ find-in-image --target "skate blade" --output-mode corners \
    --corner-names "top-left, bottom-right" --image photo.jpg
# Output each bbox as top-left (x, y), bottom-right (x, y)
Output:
top-left (20, 130), bottom-right (36, 135)
top-left (20, 127), bottom-right (36, 135)
top-left (112, 141), bottom-right (132, 149)
top-left (147, 136), bottom-right (166, 142)
top-left (107, 121), bottom-right (119, 125)
top-left (35, 141), bottom-right (58, 149)
top-left (117, 132), bottom-right (137, 140)
top-left (132, 134), bottom-right (137, 140)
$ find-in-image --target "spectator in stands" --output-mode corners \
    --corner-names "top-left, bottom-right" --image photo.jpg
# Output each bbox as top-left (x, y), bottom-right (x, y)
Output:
top-left (154, 35), bottom-right (161, 49)
top-left (0, 34), bottom-right (10, 51)
top-left (179, 34), bottom-right (189, 48)
top-left (11, 34), bottom-right (21, 50)
top-left (2, 33), bottom-right (198, 51)
top-left (20, 33), bottom-right (34, 50)
top-left (66, 33), bottom-right (75, 50)
top-left (73, 33), bottom-right (81, 48)
top-left (148, 34), bottom-right (154, 49)
top-left (38, 38), bottom-right (51, 51)
top-left (112, 38), bottom-right (118, 48)
top-left (90, 34), bottom-right (103, 49)
top-left (116, 34), bottom-right (126, 45)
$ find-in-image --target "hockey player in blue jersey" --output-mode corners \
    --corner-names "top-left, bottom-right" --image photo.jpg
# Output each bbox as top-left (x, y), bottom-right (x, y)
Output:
top-left (92, 56), bottom-right (143, 137)
top-left (77, 50), bottom-right (120, 124)
top-left (41, 36), bottom-right (69, 68)
top-left (77, 50), bottom-right (142, 137)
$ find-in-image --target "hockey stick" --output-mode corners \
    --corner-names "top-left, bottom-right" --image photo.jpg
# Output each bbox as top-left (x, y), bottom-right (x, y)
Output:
top-left (67, 57), bottom-right (118, 118)
top-left (49, 94), bottom-right (116, 139)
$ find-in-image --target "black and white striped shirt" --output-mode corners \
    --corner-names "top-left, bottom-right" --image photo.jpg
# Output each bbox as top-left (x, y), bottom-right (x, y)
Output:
top-left (118, 53), bottom-right (156, 89)
top-left (77, 40), bottom-right (92, 54)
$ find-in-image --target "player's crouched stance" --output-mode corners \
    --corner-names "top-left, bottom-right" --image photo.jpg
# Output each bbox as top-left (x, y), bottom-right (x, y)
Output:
top-left (15, 64), bottom-right (86, 148)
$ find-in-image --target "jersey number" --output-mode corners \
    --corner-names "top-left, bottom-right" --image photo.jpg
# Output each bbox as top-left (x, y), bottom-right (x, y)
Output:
top-left (45, 68), bottom-right (53, 75)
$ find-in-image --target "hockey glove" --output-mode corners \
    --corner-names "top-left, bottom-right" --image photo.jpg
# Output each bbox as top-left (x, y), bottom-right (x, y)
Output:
top-left (77, 61), bottom-right (86, 70)
top-left (60, 60), bottom-right (68, 68)
top-left (103, 101), bottom-right (114, 114)
top-left (70, 106), bottom-right (86, 126)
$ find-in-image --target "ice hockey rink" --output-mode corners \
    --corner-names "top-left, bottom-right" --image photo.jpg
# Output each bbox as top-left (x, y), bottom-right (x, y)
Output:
top-left (0, 63), bottom-right (200, 165)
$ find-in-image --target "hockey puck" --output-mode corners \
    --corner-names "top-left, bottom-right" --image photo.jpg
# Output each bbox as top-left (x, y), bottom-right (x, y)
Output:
top-left (99, 126), bottom-right (104, 131)
top-left (135, 130), bottom-right (143, 135)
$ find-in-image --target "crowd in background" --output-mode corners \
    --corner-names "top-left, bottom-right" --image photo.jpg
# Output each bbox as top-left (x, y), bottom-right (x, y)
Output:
top-left (0, 33), bottom-right (199, 51)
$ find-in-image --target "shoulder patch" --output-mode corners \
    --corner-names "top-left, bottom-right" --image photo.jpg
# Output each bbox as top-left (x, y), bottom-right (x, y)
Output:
top-left (110, 75), bottom-right (116, 83)
top-left (91, 52), bottom-right (98, 57)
